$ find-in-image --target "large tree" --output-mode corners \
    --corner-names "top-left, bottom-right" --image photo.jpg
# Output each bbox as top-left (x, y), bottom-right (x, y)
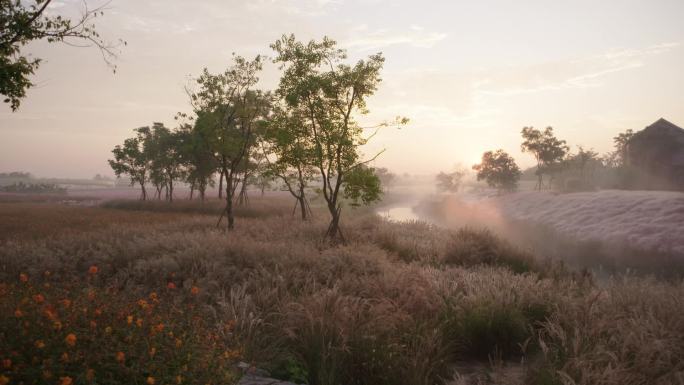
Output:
top-left (189, 55), bottom-right (269, 229)
top-left (271, 34), bottom-right (405, 240)
top-left (177, 122), bottom-right (216, 202)
top-left (472, 149), bottom-right (521, 192)
top-left (521, 126), bottom-right (568, 190)
top-left (1, 0), bottom-right (123, 110)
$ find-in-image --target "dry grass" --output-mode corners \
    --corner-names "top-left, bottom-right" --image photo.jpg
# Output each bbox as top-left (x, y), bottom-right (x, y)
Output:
top-left (0, 200), bottom-right (682, 385)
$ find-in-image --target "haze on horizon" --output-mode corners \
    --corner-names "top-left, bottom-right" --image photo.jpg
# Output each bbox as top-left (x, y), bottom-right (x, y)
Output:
top-left (1, 0), bottom-right (683, 179)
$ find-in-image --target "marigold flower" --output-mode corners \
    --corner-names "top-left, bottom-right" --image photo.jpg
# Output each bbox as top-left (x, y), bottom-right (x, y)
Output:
top-left (175, 375), bottom-right (183, 384)
top-left (190, 286), bottom-right (199, 295)
top-left (88, 265), bottom-right (98, 275)
top-left (149, 292), bottom-right (159, 302)
top-left (33, 294), bottom-right (45, 303)
top-left (137, 299), bottom-right (148, 309)
top-left (175, 338), bottom-right (182, 348)
top-left (105, 326), bottom-right (113, 334)
top-left (0, 374), bottom-right (8, 385)
top-left (136, 318), bottom-right (143, 327)
top-left (44, 307), bottom-right (58, 320)
top-left (60, 299), bottom-right (72, 308)
top-left (94, 308), bottom-right (102, 316)
top-left (34, 340), bottom-right (45, 349)
top-left (61, 352), bottom-right (69, 362)
top-left (147, 376), bottom-right (156, 385)
top-left (14, 309), bottom-right (23, 318)
top-left (167, 282), bottom-right (177, 289)
top-left (53, 321), bottom-right (63, 330)
top-left (65, 333), bottom-right (77, 347)
top-left (1, 359), bottom-right (11, 369)
top-left (126, 315), bottom-right (133, 325)
top-left (115, 351), bottom-right (125, 363)
top-left (59, 376), bottom-right (73, 385)
top-left (19, 273), bottom-right (28, 283)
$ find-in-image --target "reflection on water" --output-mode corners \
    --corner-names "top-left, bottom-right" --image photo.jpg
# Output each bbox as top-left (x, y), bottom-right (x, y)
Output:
top-left (378, 206), bottom-right (421, 222)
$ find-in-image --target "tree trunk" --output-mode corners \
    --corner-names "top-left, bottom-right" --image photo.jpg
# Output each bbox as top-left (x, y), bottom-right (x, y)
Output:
top-left (325, 204), bottom-right (344, 241)
top-left (168, 179), bottom-right (174, 202)
top-left (189, 182), bottom-right (195, 200)
top-left (140, 182), bottom-right (147, 201)
top-left (218, 170), bottom-right (224, 199)
top-left (298, 196), bottom-right (307, 220)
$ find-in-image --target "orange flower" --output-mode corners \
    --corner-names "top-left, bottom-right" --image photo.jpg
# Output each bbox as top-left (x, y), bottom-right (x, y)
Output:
top-left (88, 265), bottom-right (98, 275)
top-left (1, 359), bottom-right (11, 369)
top-left (61, 352), bottom-right (69, 362)
top-left (19, 273), bottom-right (28, 283)
top-left (115, 351), bottom-right (125, 363)
top-left (147, 376), bottom-right (156, 385)
top-left (136, 318), bottom-right (143, 327)
top-left (35, 340), bottom-right (45, 349)
top-left (190, 286), bottom-right (200, 295)
top-left (89, 320), bottom-right (97, 328)
top-left (167, 282), bottom-right (177, 289)
top-left (175, 338), bottom-right (182, 348)
top-left (33, 294), bottom-right (45, 303)
top-left (59, 376), bottom-right (73, 385)
top-left (53, 321), bottom-right (63, 330)
top-left (152, 323), bottom-right (164, 333)
top-left (14, 309), bottom-right (23, 318)
top-left (65, 333), bottom-right (77, 347)
top-left (0, 374), bottom-right (8, 385)
top-left (137, 299), bottom-right (148, 309)
top-left (44, 307), bottom-right (58, 320)
top-left (126, 315), bottom-right (133, 325)
top-left (94, 308), bottom-right (102, 316)
top-left (149, 292), bottom-right (158, 302)
top-left (149, 347), bottom-right (156, 357)
top-left (175, 375), bottom-right (183, 384)
top-left (60, 299), bottom-right (72, 308)
top-left (105, 326), bottom-right (113, 334)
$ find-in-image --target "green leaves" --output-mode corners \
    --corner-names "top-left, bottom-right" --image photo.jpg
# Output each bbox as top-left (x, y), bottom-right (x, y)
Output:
top-left (343, 166), bottom-right (382, 207)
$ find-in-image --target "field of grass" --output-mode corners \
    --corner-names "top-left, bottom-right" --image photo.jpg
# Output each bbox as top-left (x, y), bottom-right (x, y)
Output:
top-left (1, 198), bottom-right (683, 385)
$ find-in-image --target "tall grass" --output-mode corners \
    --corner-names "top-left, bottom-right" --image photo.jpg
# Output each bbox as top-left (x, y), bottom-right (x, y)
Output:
top-left (1, 201), bottom-right (682, 384)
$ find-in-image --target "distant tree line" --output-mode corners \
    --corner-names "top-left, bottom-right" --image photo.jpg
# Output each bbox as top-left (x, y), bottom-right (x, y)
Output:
top-left (109, 35), bottom-right (407, 239)
top-left (438, 125), bottom-right (639, 194)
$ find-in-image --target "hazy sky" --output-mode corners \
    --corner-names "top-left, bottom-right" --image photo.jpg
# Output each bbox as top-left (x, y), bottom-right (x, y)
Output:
top-left (2, 0), bottom-right (684, 178)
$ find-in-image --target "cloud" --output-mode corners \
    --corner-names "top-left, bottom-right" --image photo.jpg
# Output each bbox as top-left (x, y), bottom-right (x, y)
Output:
top-left (477, 42), bottom-right (680, 96)
top-left (345, 27), bottom-right (447, 51)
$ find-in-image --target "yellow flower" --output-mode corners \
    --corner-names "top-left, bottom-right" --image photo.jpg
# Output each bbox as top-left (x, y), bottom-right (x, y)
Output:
top-left (0, 375), bottom-right (9, 385)
top-left (147, 376), bottom-right (156, 385)
top-left (65, 333), bottom-right (77, 347)
top-left (60, 376), bottom-right (73, 385)
top-left (35, 340), bottom-right (46, 349)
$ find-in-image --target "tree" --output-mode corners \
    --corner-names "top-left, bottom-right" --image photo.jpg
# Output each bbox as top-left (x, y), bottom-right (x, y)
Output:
top-left (1, 0), bottom-right (123, 110)
top-left (374, 167), bottom-right (396, 192)
top-left (611, 129), bottom-right (635, 168)
top-left (343, 166), bottom-right (382, 207)
top-left (146, 123), bottom-right (184, 202)
top-left (262, 104), bottom-right (317, 219)
top-left (108, 128), bottom-right (151, 200)
top-left (435, 169), bottom-right (465, 193)
top-left (521, 126), bottom-right (568, 190)
top-left (472, 150), bottom-right (521, 192)
top-left (177, 122), bottom-right (216, 202)
top-left (188, 55), bottom-right (269, 230)
top-left (271, 34), bottom-right (406, 240)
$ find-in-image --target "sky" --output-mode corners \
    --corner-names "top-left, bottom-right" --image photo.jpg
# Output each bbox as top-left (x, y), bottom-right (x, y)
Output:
top-left (1, 0), bottom-right (684, 178)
